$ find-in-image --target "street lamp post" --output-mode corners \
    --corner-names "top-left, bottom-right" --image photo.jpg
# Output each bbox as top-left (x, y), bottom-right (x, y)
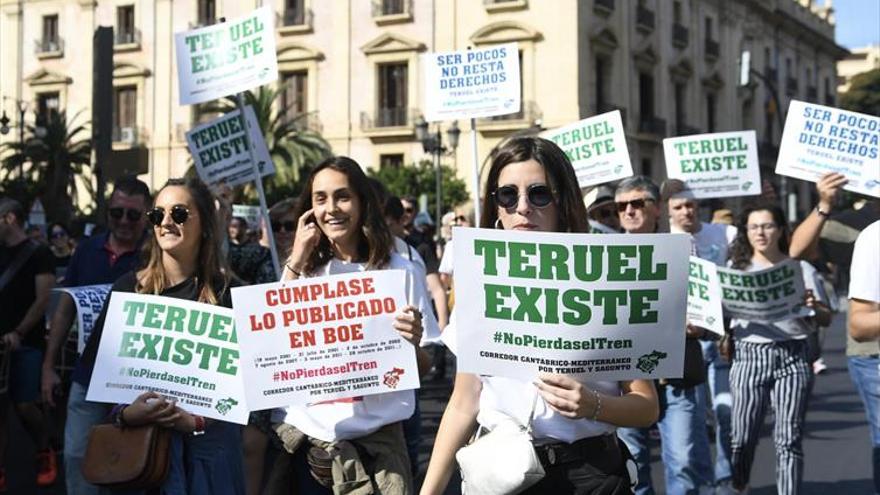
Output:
top-left (414, 117), bottom-right (460, 230)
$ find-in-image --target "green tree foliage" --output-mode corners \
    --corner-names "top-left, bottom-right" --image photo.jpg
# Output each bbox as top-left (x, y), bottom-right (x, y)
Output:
top-left (201, 87), bottom-right (333, 205)
top-left (368, 160), bottom-right (469, 214)
top-left (0, 110), bottom-right (92, 224)
top-left (839, 68), bottom-right (880, 117)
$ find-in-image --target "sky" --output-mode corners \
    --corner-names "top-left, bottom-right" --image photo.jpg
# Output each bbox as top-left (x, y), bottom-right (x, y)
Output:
top-left (832, 0), bottom-right (880, 49)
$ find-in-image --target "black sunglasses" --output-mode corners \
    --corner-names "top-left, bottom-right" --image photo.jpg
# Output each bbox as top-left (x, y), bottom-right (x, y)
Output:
top-left (272, 220), bottom-right (296, 233)
top-left (615, 198), bottom-right (655, 212)
top-left (146, 205), bottom-right (191, 227)
top-left (492, 184), bottom-right (555, 209)
top-left (109, 207), bottom-right (143, 222)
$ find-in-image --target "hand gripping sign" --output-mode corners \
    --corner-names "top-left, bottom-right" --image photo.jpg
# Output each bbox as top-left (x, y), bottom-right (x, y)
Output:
top-left (87, 293), bottom-right (248, 424)
top-left (230, 270), bottom-right (419, 410)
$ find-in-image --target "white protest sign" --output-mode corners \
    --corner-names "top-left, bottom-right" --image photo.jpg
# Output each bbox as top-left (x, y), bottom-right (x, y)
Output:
top-left (687, 257), bottom-right (724, 336)
top-left (232, 204), bottom-right (262, 230)
top-left (663, 130), bottom-right (761, 198)
top-left (87, 293), bottom-right (248, 424)
top-left (422, 43), bottom-right (521, 122)
top-left (186, 105), bottom-right (275, 187)
top-left (55, 284), bottom-right (112, 353)
top-left (174, 6), bottom-right (278, 106)
top-left (453, 228), bottom-right (690, 382)
top-left (230, 270), bottom-right (419, 410)
top-left (776, 100), bottom-right (880, 198)
top-left (716, 259), bottom-right (809, 322)
top-left (542, 111), bottom-right (633, 188)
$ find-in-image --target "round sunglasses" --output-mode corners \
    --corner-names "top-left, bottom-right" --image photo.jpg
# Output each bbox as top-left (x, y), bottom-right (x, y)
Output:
top-left (492, 184), bottom-right (555, 209)
top-left (146, 205), bottom-right (191, 227)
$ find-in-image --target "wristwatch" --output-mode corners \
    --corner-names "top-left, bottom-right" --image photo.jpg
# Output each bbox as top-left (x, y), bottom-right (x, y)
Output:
top-left (815, 205), bottom-right (830, 218)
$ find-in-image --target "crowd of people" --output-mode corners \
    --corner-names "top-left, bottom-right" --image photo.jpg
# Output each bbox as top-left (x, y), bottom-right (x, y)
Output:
top-left (0, 135), bottom-right (877, 495)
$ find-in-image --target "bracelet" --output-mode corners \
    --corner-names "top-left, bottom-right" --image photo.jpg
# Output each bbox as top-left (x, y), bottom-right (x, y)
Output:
top-left (815, 205), bottom-right (831, 218)
top-left (112, 404), bottom-right (129, 428)
top-left (285, 264), bottom-right (301, 277)
top-left (192, 414), bottom-right (206, 436)
top-left (590, 389), bottom-right (602, 421)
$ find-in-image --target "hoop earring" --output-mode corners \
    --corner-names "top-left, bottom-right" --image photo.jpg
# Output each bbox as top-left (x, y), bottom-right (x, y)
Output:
top-left (494, 218), bottom-right (503, 229)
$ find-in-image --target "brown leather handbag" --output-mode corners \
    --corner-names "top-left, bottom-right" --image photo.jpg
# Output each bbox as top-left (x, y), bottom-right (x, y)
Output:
top-left (81, 424), bottom-right (171, 490)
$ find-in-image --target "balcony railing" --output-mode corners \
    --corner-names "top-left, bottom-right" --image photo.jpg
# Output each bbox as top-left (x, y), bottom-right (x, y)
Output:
top-left (636, 5), bottom-right (655, 33)
top-left (35, 37), bottom-right (64, 55)
top-left (597, 102), bottom-right (627, 126)
top-left (112, 126), bottom-right (145, 145)
top-left (672, 24), bottom-right (688, 48)
top-left (115, 28), bottom-right (141, 46)
top-left (594, 0), bottom-right (614, 15)
top-left (806, 86), bottom-right (818, 101)
top-left (705, 39), bottom-right (720, 59)
top-left (785, 77), bottom-right (798, 96)
top-left (360, 107), bottom-right (418, 131)
top-left (638, 115), bottom-right (666, 136)
top-left (481, 100), bottom-right (542, 123)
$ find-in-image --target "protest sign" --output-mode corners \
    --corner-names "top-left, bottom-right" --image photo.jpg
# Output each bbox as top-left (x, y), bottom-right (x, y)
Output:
top-left (687, 257), bottom-right (724, 336)
top-left (55, 284), bottom-right (112, 353)
top-left (716, 259), bottom-right (809, 322)
top-left (87, 293), bottom-right (248, 424)
top-left (663, 130), bottom-right (761, 199)
top-left (422, 43), bottom-right (521, 122)
top-left (542, 111), bottom-right (633, 188)
top-left (776, 100), bottom-right (880, 198)
top-left (232, 204), bottom-right (262, 230)
top-left (174, 6), bottom-right (278, 105)
top-left (230, 270), bottom-right (419, 409)
top-left (453, 228), bottom-right (690, 382)
top-left (185, 105), bottom-right (275, 187)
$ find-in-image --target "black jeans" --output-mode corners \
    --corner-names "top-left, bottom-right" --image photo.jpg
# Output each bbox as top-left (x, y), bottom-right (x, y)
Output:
top-left (522, 435), bottom-right (634, 495)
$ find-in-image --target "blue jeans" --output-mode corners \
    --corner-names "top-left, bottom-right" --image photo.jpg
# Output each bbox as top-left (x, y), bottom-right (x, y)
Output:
top-left (618, 384), bottom-right (713, 495)
top-left (848, 355), bottom-right (880, 494)
top-left (64, 382), bottom-right (108, 495)
top-left (698, 340), bottom-right (733, 484)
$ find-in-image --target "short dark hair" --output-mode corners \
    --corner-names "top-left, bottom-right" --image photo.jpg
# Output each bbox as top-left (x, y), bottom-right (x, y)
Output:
top-left (385, 196), bottom-right (405, 222)
top-left (660, 178), bottom-right (693, 202)
top-left (616, 175), bottom-right (660, 202)
top-left (0, 198), bottom-right (25, 226)
top-left (110, 175), bottom-right (152, 206)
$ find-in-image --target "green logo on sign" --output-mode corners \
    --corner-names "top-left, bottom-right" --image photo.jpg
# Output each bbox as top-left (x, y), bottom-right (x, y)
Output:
top-left (706, 316), bottom-right (716, 325)
top-left (636, 350), bottom-right (667, 374)
top-left (614, 165), bottom-right (623, 174)
top-left (742, 181), bottom-right (753, 191)
top-left (216, 398), bottom-right (239, 416)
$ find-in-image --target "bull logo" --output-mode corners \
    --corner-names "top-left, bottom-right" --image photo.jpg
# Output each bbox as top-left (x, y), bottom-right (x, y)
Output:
top-left (383, 368), bottom-right (405, 389)
top-left (636, 350), bottom-right (667, 374)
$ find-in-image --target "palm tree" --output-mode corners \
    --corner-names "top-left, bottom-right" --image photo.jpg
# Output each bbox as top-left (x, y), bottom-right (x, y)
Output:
top-left (1, 110), bottom-right (92, 224)
top-left (202, 86), bottom-right (332, 203)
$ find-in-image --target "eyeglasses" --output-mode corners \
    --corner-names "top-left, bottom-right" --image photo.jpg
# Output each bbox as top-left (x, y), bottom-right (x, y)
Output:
top-left (50, 230), bottom-right (67, 239)
top-left (492, 184), bottom-right (555, 209)
top-left (454, 215), bottom-right (467, 223)
top-left (108, 207), bottom-right (143, 222)
top-left (615, 198), bottom-right (655, 212)
top-left (272, 220), bottom-right (296, 233)
top-left (746, 223), bottom-right (778, 232)
top-left (146, 205), bottom-right (191, 227)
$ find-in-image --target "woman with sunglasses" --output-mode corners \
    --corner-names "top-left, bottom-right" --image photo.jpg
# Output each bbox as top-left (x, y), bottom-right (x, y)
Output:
top-left (80, 177), bottom-right (245, 494)
top-left (421, 137), bottom-right (658, 495)
top-left (47, 222), bottom-right (75, 281)
top-left (726, 203), bottom-right (831, 495)
top-left (270, 156), bottom-right (432, 495)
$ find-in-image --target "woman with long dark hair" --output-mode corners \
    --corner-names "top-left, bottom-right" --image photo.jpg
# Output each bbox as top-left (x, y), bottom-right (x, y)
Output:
top-left (80, 177), bottom-right (245, 494)
top-left (727, 202), bottom-right (831, 495)
top-left (273, 156), bottom-right (432, 494)
top-left (421, 137), bottom-right (658, 495)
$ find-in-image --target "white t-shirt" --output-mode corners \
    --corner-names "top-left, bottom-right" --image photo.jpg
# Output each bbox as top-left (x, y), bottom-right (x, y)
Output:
top-left (849, 220), bottom-right (880, 304)
top-left (276, 253), bottom-right (430, 442)
top-left (438, 239), bottom-right (454, 276)
top-left (442, 319), bottom-right (620, 444)
top-left (671, 222), bottom-right (736, 266)
top-left (729, 259), bottom-right (823, 343)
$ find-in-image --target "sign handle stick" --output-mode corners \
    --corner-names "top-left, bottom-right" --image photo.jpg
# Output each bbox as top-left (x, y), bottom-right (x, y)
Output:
top-left (470, 117), bottom-right (481, 222)
top-left (234, 92), bottom-right (281, 279)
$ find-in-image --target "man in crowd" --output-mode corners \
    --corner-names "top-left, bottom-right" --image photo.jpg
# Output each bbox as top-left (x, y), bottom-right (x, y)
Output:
top-left (663, 179), bottom-right (737, 493)
top-left (584, 184), bottom-right (620, 233)
top-left (40, 176), bottom-right (151, 495)
top-left (0, 198), bottom-right (57, 490)
top-left (614, 175), bottom-right (713, 495)
top-left (227, 216), bottom-right (250, 246)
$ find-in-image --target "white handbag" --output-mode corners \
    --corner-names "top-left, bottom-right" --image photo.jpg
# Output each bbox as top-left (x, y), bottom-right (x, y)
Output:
top-left (455, 394), bottom-right (545, 495)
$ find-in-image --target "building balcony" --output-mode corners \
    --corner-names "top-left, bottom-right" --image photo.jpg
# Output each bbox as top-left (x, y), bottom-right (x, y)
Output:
top-left (672, 24), bottom-right (688, 48)
top-left (597, 102), bottom-right (627, 126)
top-left (705, 39), bottom-right (720, 60)
top-left (806, 86), bottom-right (818, 101)
top-left (114, 29), bottom-right (141, 51)
top-left (638, 115), bottom-right (666, 137)
top-left (636, 5), bottom-right (655, 33)
top-left (112, 126), bottom-right (147, 146)
top-left (35, 37), bottom-right (64, 58)
top-left (594, 0), bottom-right (614, 16)
top-left (675, 124), bottom-right (701, 136)
top-left (786, 77), bottom-right (798, 96)
top-left (360, 107), bottom-right (418, 138)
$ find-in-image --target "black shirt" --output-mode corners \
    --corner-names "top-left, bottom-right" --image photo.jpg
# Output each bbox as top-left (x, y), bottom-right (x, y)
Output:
top-left (405, 232), bottom-right (440, 275)
top-left (74, 271), bottom-right (234, 388)
top-left (0, 239), bottom-right (54, 348)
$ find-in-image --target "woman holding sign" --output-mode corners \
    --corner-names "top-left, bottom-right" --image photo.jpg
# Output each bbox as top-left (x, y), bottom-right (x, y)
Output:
top-left (273, 156), bottom-right (433, 494)
top-left (80, 177), bottom-right (245, 494)
top-left (726, 203), bottom-right (831, 495)
top-left (421, 137), bottom-right (659, 495)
